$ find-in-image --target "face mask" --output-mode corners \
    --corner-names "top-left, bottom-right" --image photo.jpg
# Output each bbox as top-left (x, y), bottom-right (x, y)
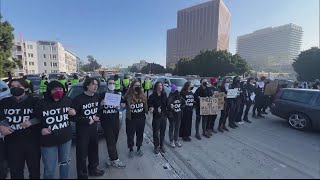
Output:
top-left (225, 83), bottom-right (230, 90)
top-left (108, 84), bottom-right (115, 91)
top-left (203, 82), bottom-right (208, 87)
top-left (52, 91), bottom-right (64, 99)
top-left (134, 87), bottom-right (141, 93)
top-left (10, 87), bottom-right (25, 97)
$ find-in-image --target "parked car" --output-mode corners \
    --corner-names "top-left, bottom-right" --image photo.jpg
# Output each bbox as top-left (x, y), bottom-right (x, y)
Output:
top-left (0, 80), bottom-right (11, 100)
top-left (48, 73), bottom-right (67, 81)
top-left (271, 88), bottom-right (320, 131)
top-left (66, 82), bottom-right (124, 137)
top-left (24, 74), bottom-right (40, 79)
top-left (153, 76), bottom-right (188, 96)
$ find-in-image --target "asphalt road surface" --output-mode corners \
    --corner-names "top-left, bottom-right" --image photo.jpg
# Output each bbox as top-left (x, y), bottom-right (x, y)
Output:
top-left (21, 110), bottom-right (320, 179)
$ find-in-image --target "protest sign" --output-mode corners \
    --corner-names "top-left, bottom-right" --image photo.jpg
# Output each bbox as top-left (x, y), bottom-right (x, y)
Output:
top-left (104, 93), bottom-right (122, 107)
top-left (264, 81), bottom-right (279, 96)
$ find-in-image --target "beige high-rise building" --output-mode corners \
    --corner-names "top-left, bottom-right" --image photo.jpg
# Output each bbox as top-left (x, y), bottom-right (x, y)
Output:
top-left (166, 0), bottom-right (231, 68)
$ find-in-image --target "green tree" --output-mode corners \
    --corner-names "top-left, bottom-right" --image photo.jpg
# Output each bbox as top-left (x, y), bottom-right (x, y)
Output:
top-left (174, 49), bottom-right (251, 77)
top-left (293, 47), bottom-right (320, 81)
top-left (141, 63), bottom-right (166, 74)
top-left (129, 66), bottom-right (139, 73)
top-left (0, 15), bottom-right (15, 78)
top-left (81, 55), bottom-right (102, 72)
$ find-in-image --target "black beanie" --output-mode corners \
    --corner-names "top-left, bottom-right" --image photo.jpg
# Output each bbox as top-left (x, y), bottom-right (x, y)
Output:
top-left (46, 81), bottom-right (65, 93)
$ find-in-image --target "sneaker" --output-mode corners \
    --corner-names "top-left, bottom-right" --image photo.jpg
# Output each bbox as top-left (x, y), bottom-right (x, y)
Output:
top-left (233, 123), bottom-right (239, 128)
top-left (112, 159), bottom-right (126, 168)
top-left (203, 132), bottom-right (210, 138)
top-left (175, 141), bottom-right (182, 147)
top-left (137, 149), bottom-right (144, 157)
top-left (237, 122), bottom-right (243, 125)
top-left (129, 151), bottom-right (135, 159)
top-left (170, 141), bottom-right (176, 148)
top-left (154, 147), bottom-right (160, 154)
top-left (207, 130), bottom-right (213, 136)
top-left (89, 169), bottom-right (105, 177)
top-left (186, 137), bottom-right (192, 141)
top-left (261, 111), bottom-right (268, 115)
top-left (218, 127), bottom-right (224, 133)
top-left (229, 124), bottom-right (235, 129)
top-left (257, 114), bottom-right (265, 118)
top-left (195, 134), bottom-right (202, 140)
top-left (212, 129), bottom-right (218, 134)
top-left (223, 126), bottom-right (229, 131)
top-left (244, 119), bottom-right (252, 123)
top-left (182, 137), bottom-right (189, 141)
top-left (160, 146), bottom-right (166, 153)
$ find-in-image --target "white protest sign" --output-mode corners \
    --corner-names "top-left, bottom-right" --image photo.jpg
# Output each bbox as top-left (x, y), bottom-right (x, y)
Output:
top-left (104, 93), bottom-right (122, 107)
top-left (227, 89), bottom-right (239, 99)
top-left (250, 93), bottom-right (256, 101)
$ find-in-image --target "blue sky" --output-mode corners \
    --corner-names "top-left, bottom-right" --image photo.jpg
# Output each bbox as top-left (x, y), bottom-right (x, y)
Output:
top-left (1, 0), bottom-right (319, 67)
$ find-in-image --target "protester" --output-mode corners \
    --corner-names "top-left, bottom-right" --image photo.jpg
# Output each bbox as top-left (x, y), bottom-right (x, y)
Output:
top-left (35, 81), bottom-right (75, 179)
top-left (252, 77), bottom-right (265, 119)
top-left (228, 76), bottom-right (240, 128)
top-left (179, 81), bottom-right (195, 141)
top-left (167, 84), bottom-right (185, 148)
top-left (99, 78), bottom-right (126, 168)
top-left (122, 74), bottom-right (131, 95)
top-left (40, 75), bottom-right (48, 98)
top-left (206, 77), bottom-right (219, 133)
top-left (148, 81), bottom-right (168, 154)
top-left (123, 80), bottom-right (149, 159)
top-left (243, 78), bottom-right (255, 123)
top-left (0, 79), bottom-right (41, 179)
top-left (0, 135), bottom-right (7, 179)
top-left (218, 78), bottom-right (231, 132)
top-left (235, 80), bottom-right (246, 125)
top-left (194, 79), bottom-right (212, 139)
top-left (71, 78), bottom-right (104, 179)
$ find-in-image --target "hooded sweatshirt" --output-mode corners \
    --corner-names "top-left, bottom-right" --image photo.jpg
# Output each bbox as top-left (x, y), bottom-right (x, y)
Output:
top-left (167, 91), bottom-right (185, 117)
top-left (148, 91), bottom-right (168, 119)
top-left (35, 81), bottom-right (73, 147)
top-left (0, 95), bottom-right (40, 143)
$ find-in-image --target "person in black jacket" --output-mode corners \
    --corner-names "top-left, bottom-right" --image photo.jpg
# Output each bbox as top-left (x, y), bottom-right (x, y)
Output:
top-left (0, 79), bottom-right (41, 179)
top-left (252, 77), bottom-right (265, 119)
top-left (194, 79), bottom-right (212, 139)
top-left (218, 78), bottom-right (231, 132)
top-left (179, 81), bottom-right (194, 142)
top-left (243, 78), bottom-right (255, 123)
top-left (71, 78), bottom-right (104, 179)
top-left (206, 77), bottom-right (219, 134)
top-left (167, 84), bottom-right (185, 148)
top-left (148, 81), bottom-right (168, 154)
top-left (235, 80), bottom-right (246, 125)
top-left (35, 81), bottom-right (76, 179)
top-left (99, 78), bottom-right (126, 168)
top-left (228, 76), bottom-right (240, 128)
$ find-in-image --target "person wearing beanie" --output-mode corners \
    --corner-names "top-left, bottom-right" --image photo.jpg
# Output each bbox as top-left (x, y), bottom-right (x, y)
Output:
top-left (167, 84), bottom-right (185, 148)
top-left (206, 77), bottom-right (219, 134)
top-left (194, 79), bottom-right (212, 139)
top-left (35, 81), bottom-right (76, 179)
top-left (71, 78), bottom-right (105, 179)
top-left (0, 79), bottom-right (41, 179)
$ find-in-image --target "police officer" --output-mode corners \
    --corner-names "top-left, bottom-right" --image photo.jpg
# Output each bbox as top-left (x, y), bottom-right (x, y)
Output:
top-left (122, 75), bottom-right (130, 95)
top-left (71, 74), bottom-right (80, 86)
top-left (114, 74), bottom-right (121, 93)
top-left (40, 75), bottom-right (48, 98)
top-left (143, 76), bottom-right (151, 97)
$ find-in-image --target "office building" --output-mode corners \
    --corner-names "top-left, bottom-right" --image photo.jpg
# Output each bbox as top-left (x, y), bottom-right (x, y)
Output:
top-left (166, 0), bottom-right (231, 68)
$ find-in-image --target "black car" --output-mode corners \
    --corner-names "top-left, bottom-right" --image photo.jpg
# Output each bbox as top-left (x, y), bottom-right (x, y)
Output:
top-left (271, 88), bottom-right (320, 131)
top-left (66, 82), bottom-right (125, 137)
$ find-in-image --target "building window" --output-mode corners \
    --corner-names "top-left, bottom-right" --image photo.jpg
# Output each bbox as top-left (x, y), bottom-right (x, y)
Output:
top-left (29, 62), bottom-right (32, 66)
top-left (45, 70), bottom-right (47, 73)
top-left (44, 62), bottom-right (47, 66)
top-left (27, 45), bottom-right (33, 49)
top-left (43, 54), bottom-right (46, 58)
top-left (42, 46), bottom-right (46, 50)
top-left (25, 61), bottom-right (27, 66)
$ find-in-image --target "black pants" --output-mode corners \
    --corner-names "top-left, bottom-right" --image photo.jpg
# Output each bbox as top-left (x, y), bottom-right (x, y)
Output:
top-left (126, 117), bottom-right (146, 149)
top-left (168, 113), bottom-right (181, 142)
top-left (6, 136), bottom-right (41, 179)
top-left (253, 96), bottom-right (263, 116)
top-left (243, 100), bottom-right (252, 120)
top-left (262, 95), bottom-right (272, 111)
top-left (76, 125), bottom-right (99, 179)
top-left (152, 115), bottom-right (167, 148)
top-left (101, 116), bottom-right (120, 161)
top-left (179, 109), bottom-right (193, 138)
top-left (219, 100), bottom-right (232, 127)
top-left (0, 139), bottom-right (7, 179)
top-left (144, 89), bottom-right (150, 98)
top-left (195, 113), bottom-right (208, 134)
top-left (236, 101), bottom-right (245, 122)
top-left (206, 115), bottom-right (217, 130)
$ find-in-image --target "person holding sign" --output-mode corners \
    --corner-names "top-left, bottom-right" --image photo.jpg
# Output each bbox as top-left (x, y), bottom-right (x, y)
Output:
top-left (206, 77), bottom-right (219, 134)
top-left (243, 78), bottom-right (255, 123)
top-left (99, 78), bottom-right (126, 168)
top-left (35, 81), bottom-right (76, 179)
top-left (194, 79), bottom-right (212, 139)
top-left (179, 82), bottom-right (194, 142)
top-left (71, 78), bottom-right (105, 179)
top-left (148, 81), bottom-right (168, 154)
top-left (0, 79), bottom-right (41, 179)
top-left (123, 80), bottom-right (149, 159)
top-left (167, 84), bottom-right (185, 148)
